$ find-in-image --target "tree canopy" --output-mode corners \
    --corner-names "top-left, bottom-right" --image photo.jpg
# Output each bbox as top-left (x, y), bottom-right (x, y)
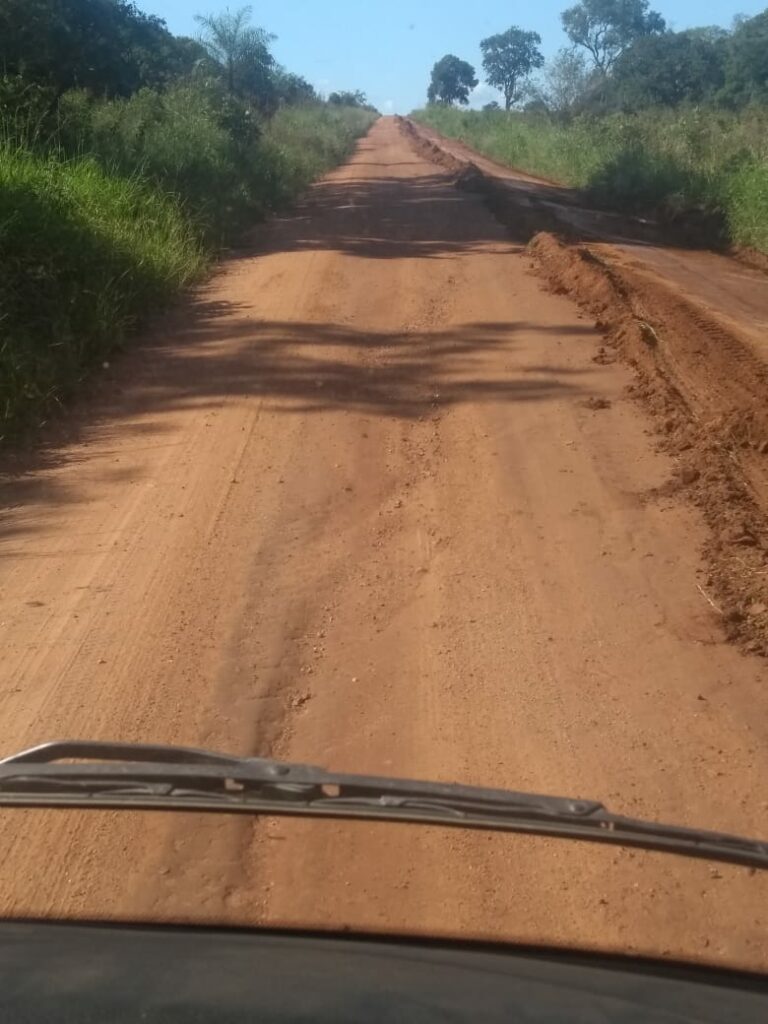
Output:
top-left (612, 30), bottom-right (726, 109)
top-left (427, 55), bottom-right (478, 106)
top-left (722, 9), bottom-right (768, 106)
top-left (271, 70), bottom-right (317, 106)
top-left (195, 6), bottom-right (275, 104)
top-left (561, 0), bottom-right (665, 75)
top-left (0, 0), bottom-right (200, 97)
top-left (328, 89), bottom-right (368, 107)
top-left (480, 27), bottom-right (544, 110)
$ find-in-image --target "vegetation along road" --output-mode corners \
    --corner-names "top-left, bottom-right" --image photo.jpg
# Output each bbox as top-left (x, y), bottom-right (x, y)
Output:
top-left (1, 115), bottom-right (767, 970)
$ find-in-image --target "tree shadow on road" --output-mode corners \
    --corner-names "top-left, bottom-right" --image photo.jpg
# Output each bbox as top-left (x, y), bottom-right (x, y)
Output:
top-left (151, 312), bottom-right (591, 416)
top-left (0, 310), bottom-right (593, 544)
top-left (236, 171), bottom-right (531, 261)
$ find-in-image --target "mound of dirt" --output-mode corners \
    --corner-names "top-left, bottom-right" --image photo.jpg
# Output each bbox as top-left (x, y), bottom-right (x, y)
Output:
top-left (396, 116), bottom-right (466, 176)
top-left (398, 115), bottom-right (768, 656)
top-left (530, 232), bottom-right (768, 656)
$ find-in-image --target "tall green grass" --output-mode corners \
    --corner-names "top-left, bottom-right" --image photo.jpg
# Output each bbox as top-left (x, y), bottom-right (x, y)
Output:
top-left (0, 146), bottom-right (203, 433)
top-left (53, 87), bottom-right (377, 240)
top-left (263, 104), bottom-right (378, 201)
top-left (726, 161), bottom-right (768, 252)
top-left (0, 96), bottom-right (376, 440)
top-left (413, 106), bottom-right (768, 252)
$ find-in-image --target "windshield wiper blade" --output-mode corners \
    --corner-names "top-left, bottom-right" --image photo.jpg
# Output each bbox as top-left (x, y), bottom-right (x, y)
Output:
top-left (1, 741), bottom-right (766, 871)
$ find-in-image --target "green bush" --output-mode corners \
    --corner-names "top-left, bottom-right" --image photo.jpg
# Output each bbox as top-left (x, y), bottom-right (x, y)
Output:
top-left (0, 145), bottom-right (204, 434)
top-left (56, 84), bottom-right (269, 239)
top-left (413, 105), bottom-right (768, 252)
top-left (585, 148), bottom-right (710, 213)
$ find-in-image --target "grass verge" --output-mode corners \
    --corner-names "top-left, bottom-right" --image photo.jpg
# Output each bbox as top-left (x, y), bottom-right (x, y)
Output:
top-left (412, 106), bottom-right (768, 253)
top-left (0, 147), bottom-right (203, 435)
top-left (1, 103), bottom-right (376, 441)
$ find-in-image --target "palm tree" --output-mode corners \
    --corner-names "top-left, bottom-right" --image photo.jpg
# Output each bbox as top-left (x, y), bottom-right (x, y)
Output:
top-left (195, 6), bottom-right (275, 97)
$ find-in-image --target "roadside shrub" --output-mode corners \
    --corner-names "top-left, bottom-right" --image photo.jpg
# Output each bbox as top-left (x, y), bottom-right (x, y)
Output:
top-left (0, 145), bottom-right (204, 435)
top-left (53, 87), bottom-right (377, 240)
top-left (56, 84), bottom-right (263, 239)
top-left (584, 148), bottom-right (711, 213)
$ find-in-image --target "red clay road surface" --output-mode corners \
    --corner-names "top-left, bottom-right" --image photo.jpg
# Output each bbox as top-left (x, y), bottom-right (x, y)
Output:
top-left (0, 117), bottom-right (766, 971)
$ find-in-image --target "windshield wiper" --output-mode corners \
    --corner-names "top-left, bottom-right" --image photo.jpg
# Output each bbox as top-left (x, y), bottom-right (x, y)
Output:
top-left (1, 741), bottom-right (766, 871)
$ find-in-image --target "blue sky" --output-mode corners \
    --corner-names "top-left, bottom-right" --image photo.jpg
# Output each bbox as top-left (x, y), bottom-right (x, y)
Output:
top-left (142, 1), bottom-right (767, 113)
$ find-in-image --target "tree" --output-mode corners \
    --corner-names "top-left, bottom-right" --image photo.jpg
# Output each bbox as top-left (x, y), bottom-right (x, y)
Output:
top-left (125, 20), bottom-right (213, 90)
top-left (328, 89), bottom-right (368, 107)
top-left (480, 27), bottom-right (544, 111)
top-left (195, 6), bottom-right (275, 103)
top-left (164, 36), bottom-right (214, 81)
top-left (427, 55), bottom-right (478, 106)
top-left (561, 0), bottom-right (665, 75)
top-left (686, 26), bottom-right (730, 45)
top-left (721, 10), bottom-right (768, 106)
top-left (541, 47), bottom-right (594, 113)
top-left (612, 30), bottom-right (726, 109)
top-left (0, 0), bottom-right (187, 97)
top-left (273, 70), bottom-right (317, 106)
top-left (523, 97), bottom-right (549, 114)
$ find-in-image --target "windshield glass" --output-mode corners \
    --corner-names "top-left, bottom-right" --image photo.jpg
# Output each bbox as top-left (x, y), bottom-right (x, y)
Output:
top-left (0, 0), bottom-right (767, 977)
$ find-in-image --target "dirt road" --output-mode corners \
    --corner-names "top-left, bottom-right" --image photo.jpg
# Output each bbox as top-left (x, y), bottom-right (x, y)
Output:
top-left (0, 117), bottom-right (766, 970)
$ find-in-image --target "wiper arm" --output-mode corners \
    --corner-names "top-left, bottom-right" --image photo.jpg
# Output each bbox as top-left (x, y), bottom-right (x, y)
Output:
top-left (1, 741), bottom-right (766, 871)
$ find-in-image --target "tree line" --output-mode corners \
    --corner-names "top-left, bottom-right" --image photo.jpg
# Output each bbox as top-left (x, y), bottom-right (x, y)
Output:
top-left (427, 0), bottom-right (768, 114)
top-left (0, 0), bottom-right (371, 117)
